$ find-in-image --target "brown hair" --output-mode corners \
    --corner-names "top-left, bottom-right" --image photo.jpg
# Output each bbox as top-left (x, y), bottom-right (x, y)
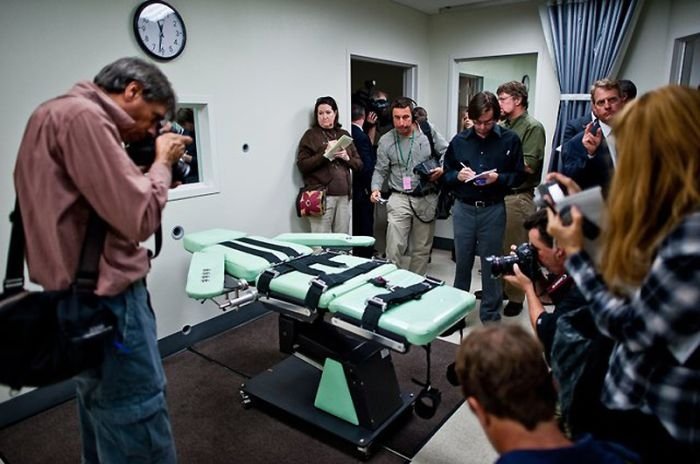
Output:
top-left (589, 78), bottom-right (621, 100)
top-left (602, 85), bottom-right (700, 288)
top-left (497, 81), bottom-right (529, 109)
top-left (456, 325), bottom-right (556, 430)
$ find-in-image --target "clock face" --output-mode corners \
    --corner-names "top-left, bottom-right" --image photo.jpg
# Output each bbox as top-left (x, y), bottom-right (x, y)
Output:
top-left (133, 1), bottom-right (186, 61)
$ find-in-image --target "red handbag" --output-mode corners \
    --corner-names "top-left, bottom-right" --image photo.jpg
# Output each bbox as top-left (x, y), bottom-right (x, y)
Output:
top-left (296, 187), bottom-right (326, 217)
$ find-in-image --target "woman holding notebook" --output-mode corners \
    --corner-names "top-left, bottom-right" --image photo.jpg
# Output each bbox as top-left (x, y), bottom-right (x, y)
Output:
top-left (297, 96), bottom-right (362, 233)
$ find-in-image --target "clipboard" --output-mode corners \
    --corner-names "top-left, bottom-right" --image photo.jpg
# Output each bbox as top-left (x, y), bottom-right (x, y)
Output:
top-left (323, 134), bottom-right (353, 160)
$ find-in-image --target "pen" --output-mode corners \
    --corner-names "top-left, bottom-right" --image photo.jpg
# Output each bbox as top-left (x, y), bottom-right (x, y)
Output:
top-left (460, 162), bottom-right (469, 170)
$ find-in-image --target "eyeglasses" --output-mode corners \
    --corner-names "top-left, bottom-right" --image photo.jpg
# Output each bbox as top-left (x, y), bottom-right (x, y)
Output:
top-left (497, 95), bottom-right (513, 102)
top-left (593, 96), bottom-right (620, 107)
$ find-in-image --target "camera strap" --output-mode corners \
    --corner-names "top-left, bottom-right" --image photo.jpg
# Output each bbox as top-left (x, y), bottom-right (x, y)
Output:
top-left (3, 198), bottom-right (106, 295)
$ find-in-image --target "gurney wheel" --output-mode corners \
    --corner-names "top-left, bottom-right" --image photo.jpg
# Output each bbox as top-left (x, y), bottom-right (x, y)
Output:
top-left (356, 445), bottom-right (371, 460)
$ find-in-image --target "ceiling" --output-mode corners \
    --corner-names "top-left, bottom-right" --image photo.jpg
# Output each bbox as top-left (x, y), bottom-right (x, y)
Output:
top-left (391, 0), bottom-right (530, 15)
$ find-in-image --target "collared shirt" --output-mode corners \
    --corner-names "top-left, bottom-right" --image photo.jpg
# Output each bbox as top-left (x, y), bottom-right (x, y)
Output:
top-left (371, 122), bottom-right (448, 193)
top-left (14, 81), bottom-right (172, 296)
top-left (502, 111), bottom-right (545, 190)
top-left (443, 125), bottom-right (526, 203)
top-left (565, 211), bottom-right (700, 446)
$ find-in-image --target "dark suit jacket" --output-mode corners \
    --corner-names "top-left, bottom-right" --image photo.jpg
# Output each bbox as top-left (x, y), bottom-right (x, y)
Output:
top-left (560, 131), bottom-right (613, 193)
top-left (563, 114), bottom-right (592, 144)
top-left (351, 124), bottom-right (375, 195)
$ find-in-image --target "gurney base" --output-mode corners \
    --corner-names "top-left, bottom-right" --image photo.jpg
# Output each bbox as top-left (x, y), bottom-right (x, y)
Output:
top-left (241, 355), bottom-right (414, 458)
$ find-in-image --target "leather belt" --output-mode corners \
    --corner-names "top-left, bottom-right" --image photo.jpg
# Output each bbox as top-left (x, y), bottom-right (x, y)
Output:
top-left (390, 188), bottom-right (435, 198)
top-left (457, 198), bottom-right (503, 208)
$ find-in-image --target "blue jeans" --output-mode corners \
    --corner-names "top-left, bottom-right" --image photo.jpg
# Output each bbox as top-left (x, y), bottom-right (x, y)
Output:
top-left (75, 281), bottom-right (176, 463)
top-left (452, 200), bottom-right (506, 322)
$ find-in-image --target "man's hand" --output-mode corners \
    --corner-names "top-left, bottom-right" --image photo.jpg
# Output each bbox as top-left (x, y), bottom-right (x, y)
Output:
top-left (503, 263), bottom-right (535, 293)
top-left (366, 112), bottom-right (378, 126)
top-left (154, 133), bottom-right (192, 166)
top-left (582, 122), bottom-right (603, 156)
top-left (370, 189), bottom-right (382, 203)
top-left (428, 167), bottom-right (443, 183)
top-left (546, 207), bottom-right (584, 256)
top-left (457, 166), bottom-right (476, 182)
top-left (479, 171), bottom-right (499, 186)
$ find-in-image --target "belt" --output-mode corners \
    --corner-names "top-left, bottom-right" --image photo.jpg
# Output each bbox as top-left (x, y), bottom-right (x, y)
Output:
top-left (457, 198), bottom-right (503, 208)
top-left (390, 188), bottom-right (435, 198)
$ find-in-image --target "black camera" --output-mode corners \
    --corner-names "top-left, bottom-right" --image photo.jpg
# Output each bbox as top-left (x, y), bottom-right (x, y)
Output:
top-left (413, 158), bottom-right (440, 180)
top-left (125, 121), bottom-right (190, 182)
top-left (486, 243), bottom-right (541, 281)
top-left (534, 180), bottom-right (600, 240)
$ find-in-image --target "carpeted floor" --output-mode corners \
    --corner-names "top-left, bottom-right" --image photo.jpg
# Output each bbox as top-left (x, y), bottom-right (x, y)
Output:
top-left (0, 311), bottom-right (464, 463)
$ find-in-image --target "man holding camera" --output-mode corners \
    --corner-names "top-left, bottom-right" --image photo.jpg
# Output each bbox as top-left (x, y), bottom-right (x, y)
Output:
top-left (14, 57), bottom-right (191, 462)
top-left (502, 208), bottom-right (588, 360)
top-left (370, 97), bottom-right (448, 274)
top-left (443, 91), bottom-right (525, 324)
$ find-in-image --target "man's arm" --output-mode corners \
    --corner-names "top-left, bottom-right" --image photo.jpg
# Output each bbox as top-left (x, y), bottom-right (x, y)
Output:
top-left (62, 111), bottom-right (184, 242)
top-left (521, 123), bottom-right (546, 175)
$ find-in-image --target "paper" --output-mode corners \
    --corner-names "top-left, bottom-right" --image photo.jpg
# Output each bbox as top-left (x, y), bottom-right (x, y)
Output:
top-left (323, 134), bottom-right (353, 160)
top-left (465, 168), bottom-right (497, 183)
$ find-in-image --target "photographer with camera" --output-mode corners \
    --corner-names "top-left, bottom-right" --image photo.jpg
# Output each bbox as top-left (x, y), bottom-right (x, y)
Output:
top-left (13, 57), bottom-right (191, 462)
top-left (497, 209), bottom-right (588, 362)
top-left (370, 97), bottom-right (447, 274)
top-left (548, 86), bottom-right (700, 463)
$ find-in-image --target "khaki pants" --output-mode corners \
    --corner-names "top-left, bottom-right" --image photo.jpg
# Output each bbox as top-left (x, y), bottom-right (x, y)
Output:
top-left (308, 195), bottom-right (350, 233)
top-left (502, 191), bottom-right (535, 303)
top-left (385, 192), bottom-right (436, 275)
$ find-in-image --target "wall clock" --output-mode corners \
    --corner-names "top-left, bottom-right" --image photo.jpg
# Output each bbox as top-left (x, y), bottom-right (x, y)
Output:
top-left (133, 1), bottom-right (186, 61)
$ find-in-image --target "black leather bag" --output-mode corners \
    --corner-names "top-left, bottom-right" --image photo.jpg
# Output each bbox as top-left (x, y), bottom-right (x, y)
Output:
top-left (0, 203), bottom-right (115, 390)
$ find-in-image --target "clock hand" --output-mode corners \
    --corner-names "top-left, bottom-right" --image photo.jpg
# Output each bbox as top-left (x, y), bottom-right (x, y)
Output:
top-left (157, 19), bottom-right (165, 53)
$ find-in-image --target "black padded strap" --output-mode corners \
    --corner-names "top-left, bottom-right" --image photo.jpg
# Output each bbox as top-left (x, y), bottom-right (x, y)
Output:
top-left (237, 237), bottom-right (301, 259)
top-left (256, 253), bottom-right (346, 295)
top-left (361, 277), bottom-right (443, 331)
top-left (419, 120), bottom-right (438, 160)
top-left (219, 240), bottom-right (283, 265)
top-left (303, 260), bottom-right (385, 310)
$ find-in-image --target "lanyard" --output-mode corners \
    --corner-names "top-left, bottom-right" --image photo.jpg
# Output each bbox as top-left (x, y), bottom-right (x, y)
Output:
top-left (395, 130), bottom-right (415, 171)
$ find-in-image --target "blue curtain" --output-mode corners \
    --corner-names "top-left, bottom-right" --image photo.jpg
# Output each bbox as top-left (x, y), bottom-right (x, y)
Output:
top-left (545, 0), bottom-right (641, 172)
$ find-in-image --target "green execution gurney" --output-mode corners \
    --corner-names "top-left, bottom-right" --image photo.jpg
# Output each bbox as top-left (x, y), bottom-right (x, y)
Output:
top-left (184, 229), bottom-right (475, 457)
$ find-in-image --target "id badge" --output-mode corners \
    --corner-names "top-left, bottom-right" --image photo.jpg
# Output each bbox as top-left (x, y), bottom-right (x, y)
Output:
top-left (402, 176), bottom-right (412, 191)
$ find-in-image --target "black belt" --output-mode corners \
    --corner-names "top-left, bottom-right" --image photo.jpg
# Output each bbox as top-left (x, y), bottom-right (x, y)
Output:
top-left (457, 198), bottom-right (503, 208)
top-left (390, 189), bottom-right (435, 198)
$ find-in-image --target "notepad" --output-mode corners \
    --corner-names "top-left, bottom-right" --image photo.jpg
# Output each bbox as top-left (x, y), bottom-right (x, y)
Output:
top-left (323, 135), bottom-right (353, 160)
top-left (465, 168), bottom-right (497, 183)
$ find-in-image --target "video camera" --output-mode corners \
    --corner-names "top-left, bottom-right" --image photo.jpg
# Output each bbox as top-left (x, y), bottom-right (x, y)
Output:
top-left (534, 181), bottom-right (602, 240)
top-left (486, 242), bottom-right (541, 281)
top-left (125, 121), bottom-right (191, 182)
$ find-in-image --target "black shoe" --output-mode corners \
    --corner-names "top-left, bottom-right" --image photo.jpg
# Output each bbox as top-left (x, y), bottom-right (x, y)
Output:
top-left (473, 290), bottom-right (483, 299)
top-left (446, 362), bottom-right (459, 386)
top-left (503, 301), bottom-right (523, 317)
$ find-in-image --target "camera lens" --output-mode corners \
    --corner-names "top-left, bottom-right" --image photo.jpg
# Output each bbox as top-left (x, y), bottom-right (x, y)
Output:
top-left (486, 254), bottom-right (519, 277)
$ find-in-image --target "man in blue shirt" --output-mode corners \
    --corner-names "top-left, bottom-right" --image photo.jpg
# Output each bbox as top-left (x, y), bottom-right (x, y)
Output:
top-left (443, 91), bottom-right (525, 323)
top-left (456, 325), bottom-right (639, 464)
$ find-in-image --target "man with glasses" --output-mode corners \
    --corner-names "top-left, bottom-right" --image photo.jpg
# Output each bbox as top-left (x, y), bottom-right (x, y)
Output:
top-left (561, 79), bottom-right (623, 192)
top-left (497, 81), bottom-right (546, 317)
top-left (443, 91), bottom-right (526, 324)
top-left (14, 57), bottom-right (190, 462)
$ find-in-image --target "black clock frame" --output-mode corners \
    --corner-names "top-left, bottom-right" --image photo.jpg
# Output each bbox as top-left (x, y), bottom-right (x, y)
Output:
top-left (133, 0), bottom-right (187, 61)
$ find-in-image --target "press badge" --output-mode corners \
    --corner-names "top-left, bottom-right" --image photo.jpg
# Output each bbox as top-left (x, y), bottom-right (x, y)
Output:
top-left (402, 176), bottom-right (412, 191)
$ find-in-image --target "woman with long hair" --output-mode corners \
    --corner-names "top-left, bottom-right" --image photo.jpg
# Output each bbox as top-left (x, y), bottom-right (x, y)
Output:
top-left (548, 85), bottom-right (700, 463)
top-left (297, 96), bottom-right (362, 233)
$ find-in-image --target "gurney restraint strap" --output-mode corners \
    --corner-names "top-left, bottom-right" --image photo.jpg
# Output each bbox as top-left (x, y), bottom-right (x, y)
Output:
top-left (304, 260), bottom-right (385, 310)
top-left (236, 237), bottom-right (301, 258)
top-left (361, 277), bottom-right (443, 331)
top-left (219, 240), bottom-right (283, 264)
top-left (256, 253), bottom-right (346, 295)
